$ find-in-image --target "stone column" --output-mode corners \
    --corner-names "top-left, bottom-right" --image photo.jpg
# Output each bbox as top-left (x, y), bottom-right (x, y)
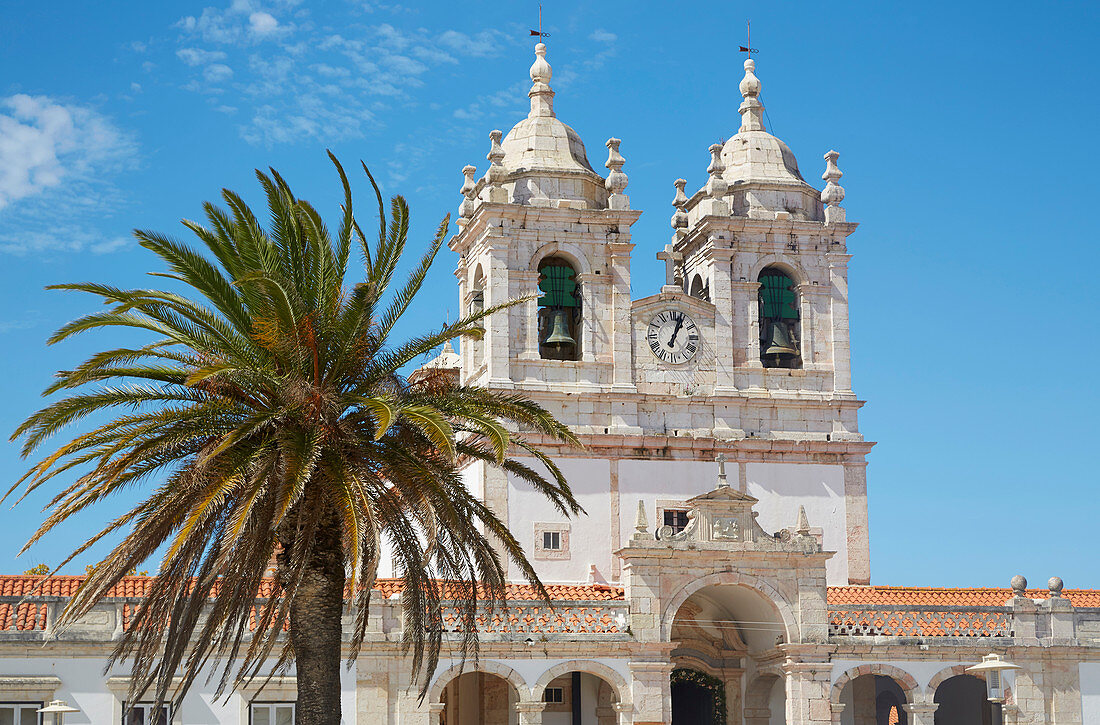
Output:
top-left (515, 701), bottom-right (546, 725)
top-left (782, 661), bottom-right (832, 725)
top-left (828, 703), bottom-right (844, 725)
top-left (902, 702), bottom-right (939, 725)
top-left (629, 661), bottom-right (673, 725)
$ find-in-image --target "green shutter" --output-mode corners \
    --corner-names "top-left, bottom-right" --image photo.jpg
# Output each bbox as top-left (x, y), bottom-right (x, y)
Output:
top-left (537, 263), bottom-right (578, 307)
top-left (759, 272), bottom-right (797, 320)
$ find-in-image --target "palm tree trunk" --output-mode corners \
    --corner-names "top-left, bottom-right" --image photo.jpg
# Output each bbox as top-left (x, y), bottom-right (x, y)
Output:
top-left (288, 505), bottom-right (346, 725)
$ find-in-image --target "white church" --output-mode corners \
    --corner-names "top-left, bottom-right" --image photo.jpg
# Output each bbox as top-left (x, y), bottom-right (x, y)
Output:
top-left (2, 41), bottom-right (1100, 725)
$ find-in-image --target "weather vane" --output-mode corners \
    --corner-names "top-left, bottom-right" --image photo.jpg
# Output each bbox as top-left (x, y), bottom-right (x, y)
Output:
top-left (529, 3), bottom-right (551, 38)
top-left (739, 20), bottom-right (758, 54)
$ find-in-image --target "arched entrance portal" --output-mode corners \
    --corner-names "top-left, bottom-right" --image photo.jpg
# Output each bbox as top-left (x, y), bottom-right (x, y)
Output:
top-left (438, 671), bottom-right (519, 725)
top-left (934, 675), bottom-right (993, 725)
top-left (668, 582), bottom-right (790, 725)
top-left (671, 668), bottom-right (724, 724)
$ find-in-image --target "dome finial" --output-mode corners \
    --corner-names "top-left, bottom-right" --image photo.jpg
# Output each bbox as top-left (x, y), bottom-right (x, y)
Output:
top-left (528, 42), bottom-right (555, 118)
top-left (738, 58), bottom-right (765, 132)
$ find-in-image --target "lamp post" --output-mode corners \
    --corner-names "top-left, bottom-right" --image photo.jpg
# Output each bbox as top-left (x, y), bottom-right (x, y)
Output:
top-left (37, 700), bottom-right (80, 725)
top-left (966, 653), bottom-right (1021, 725)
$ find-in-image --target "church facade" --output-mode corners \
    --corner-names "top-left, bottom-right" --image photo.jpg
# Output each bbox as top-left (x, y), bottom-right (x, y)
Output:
top-left (2, 42), bottom-right (1100, 725)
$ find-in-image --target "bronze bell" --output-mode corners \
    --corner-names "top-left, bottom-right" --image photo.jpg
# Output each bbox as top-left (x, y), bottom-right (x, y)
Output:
top-left (545, 308), bottom-right (576, 346)
top-left (763, 321), bottom-right (798, 359)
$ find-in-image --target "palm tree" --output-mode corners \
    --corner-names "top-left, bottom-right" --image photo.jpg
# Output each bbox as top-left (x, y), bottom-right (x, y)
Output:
top-left (8, 154), bottom-right (581, 725)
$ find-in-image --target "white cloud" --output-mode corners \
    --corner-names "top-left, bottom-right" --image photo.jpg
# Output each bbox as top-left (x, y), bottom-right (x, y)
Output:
top-left (204, 63), bottom-right (235, 82)
top-left (0, 95), bottom-right (136, 211)
top-left (589, 29), bottom-right (617, 43)
top-left (130, 82), bottom-right (143, 93)
top-left (248, 11), bottom-right (279, 36)
top-left (177, 47), bottom-right (228, 66)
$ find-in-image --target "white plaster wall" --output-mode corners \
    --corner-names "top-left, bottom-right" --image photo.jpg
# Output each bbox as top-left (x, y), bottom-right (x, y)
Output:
top-left (745, 462), bottom-right (847, 584)
top-left (508, 457), bottom-right (612, 584)
top-left (0, 657), bottom-right (356, 725)
top-left (1081, 663), bottom-right (1100, 723)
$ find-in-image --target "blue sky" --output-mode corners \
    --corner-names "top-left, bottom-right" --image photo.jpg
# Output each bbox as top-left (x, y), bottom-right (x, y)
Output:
top-left (1, 0), bottom-right (1098, 588)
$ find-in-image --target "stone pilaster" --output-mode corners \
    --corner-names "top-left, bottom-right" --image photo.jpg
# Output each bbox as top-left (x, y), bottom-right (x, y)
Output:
top-left (842, 461), bottom-right (871, 585)
top-left (826, 252), bottom-right (852, 394)
top-left (515, 701), bottom-right (546, 725)
top-left (629, 661), bottom-right (674, 725)
top-left (356, 669), bottom-right (389, 724)
top-left (902, 702), bottom-right (938, 725)
top-left (782, 660), bottom-right (831, 725)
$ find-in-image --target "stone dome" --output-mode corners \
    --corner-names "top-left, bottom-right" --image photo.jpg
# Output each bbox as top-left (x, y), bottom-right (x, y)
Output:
top-left (720, 130), bottom-right (805, 186)
top-left (499, 115), bottom-right (596, 175)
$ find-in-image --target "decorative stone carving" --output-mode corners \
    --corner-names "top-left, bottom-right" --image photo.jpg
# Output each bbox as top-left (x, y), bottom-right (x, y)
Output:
top-left (605, 137), bottom-right (630, 210)
top-left (670, 178), bottom-right (688, 229)
top-left (821, 149), bottom-right (846, 224)
top-left (1049, 576), bottom-right (1064, 597)
top-left (458, 165), bottom-right (477, 225)
top-left (1011, 574), bottom-right (1028, 596)
top-left (711, 517), bottom-right (739, 541)
top-left (484, 130), bottom-right (509, 203)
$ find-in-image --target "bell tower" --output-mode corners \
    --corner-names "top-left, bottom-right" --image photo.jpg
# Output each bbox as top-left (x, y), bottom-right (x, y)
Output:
top-left (444, 45), bottom-right (872, 587)
top-left (671, 58), bottom-right (859, 407)
top-left (449, 42), bottom-right (642, 412)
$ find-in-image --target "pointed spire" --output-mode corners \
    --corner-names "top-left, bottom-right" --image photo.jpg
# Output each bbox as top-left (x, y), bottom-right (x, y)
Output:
top-left (795, 506), bottom-right (811, 536)
top-left (670, 178), bottom-right (688, 229)
top-left (528, 42), bottom-right (555, 118)
top-left (738, 58), bottom-right (765, 133)
top-left (605, 137), bottom-right (629, 210)
top-left (633, 500), bottom-right (650, 540)
top-left (821, 150), bottom-right (846, 224)
top-left (484, 130), bottom-right (509, 203)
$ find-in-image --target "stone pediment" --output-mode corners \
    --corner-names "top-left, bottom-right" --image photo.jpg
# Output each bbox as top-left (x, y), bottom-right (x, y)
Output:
top-left (636, 474), bottom-right (823, 555)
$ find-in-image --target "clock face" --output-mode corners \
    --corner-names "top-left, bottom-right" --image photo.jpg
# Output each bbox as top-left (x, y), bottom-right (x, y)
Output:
top-left (647, 310), bottom-right (699, 364)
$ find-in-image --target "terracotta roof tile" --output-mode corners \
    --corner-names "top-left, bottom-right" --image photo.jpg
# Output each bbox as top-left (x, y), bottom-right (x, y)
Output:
top-left (827, 586), bottom-right (1100, 607)
top-left (0, 575), bottom-right (623, 604)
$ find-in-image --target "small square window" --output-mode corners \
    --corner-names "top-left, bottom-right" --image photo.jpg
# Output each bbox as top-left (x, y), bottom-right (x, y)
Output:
top-left (664, 509), bottom-right (689, 534)
top-left (0, 703), bottom-right (42, 725)
top-left (542, 531), bottom-right (561, 550)
top-left (123, 703), bottom-right (170, 725)
top-left (544, 687), bottom-right (564, 704)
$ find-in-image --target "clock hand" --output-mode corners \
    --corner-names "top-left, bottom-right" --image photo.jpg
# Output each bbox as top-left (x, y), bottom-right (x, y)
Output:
top-left (667, 315), bottom-right (684, 348)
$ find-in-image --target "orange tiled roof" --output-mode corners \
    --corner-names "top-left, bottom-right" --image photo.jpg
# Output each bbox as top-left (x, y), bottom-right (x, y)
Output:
top-left (828, 585), bottom-right (1100, 608)
top-left (0, 575), bottom-right (623, 603)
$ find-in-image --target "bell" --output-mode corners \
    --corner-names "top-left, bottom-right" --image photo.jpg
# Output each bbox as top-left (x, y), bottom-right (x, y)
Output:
top-left (763, 321), bottom-right (798, 359)
top-left (544, 308), bottom-right (576, 347)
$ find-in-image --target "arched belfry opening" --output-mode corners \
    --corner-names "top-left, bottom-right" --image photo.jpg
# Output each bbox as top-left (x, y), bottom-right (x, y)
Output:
top-left (757, 267), bottom-right (801, 368)
top-left (537, 256), bottom-right (581, 360)
top-left (689, 273), bottom-right (710, 302)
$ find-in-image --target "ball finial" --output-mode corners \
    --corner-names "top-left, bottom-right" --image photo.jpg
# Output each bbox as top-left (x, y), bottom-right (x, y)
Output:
top-left (1048, 576), bottom-right (1064, 596)
top-left (1010, 575), bottom-right (1027, 595)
